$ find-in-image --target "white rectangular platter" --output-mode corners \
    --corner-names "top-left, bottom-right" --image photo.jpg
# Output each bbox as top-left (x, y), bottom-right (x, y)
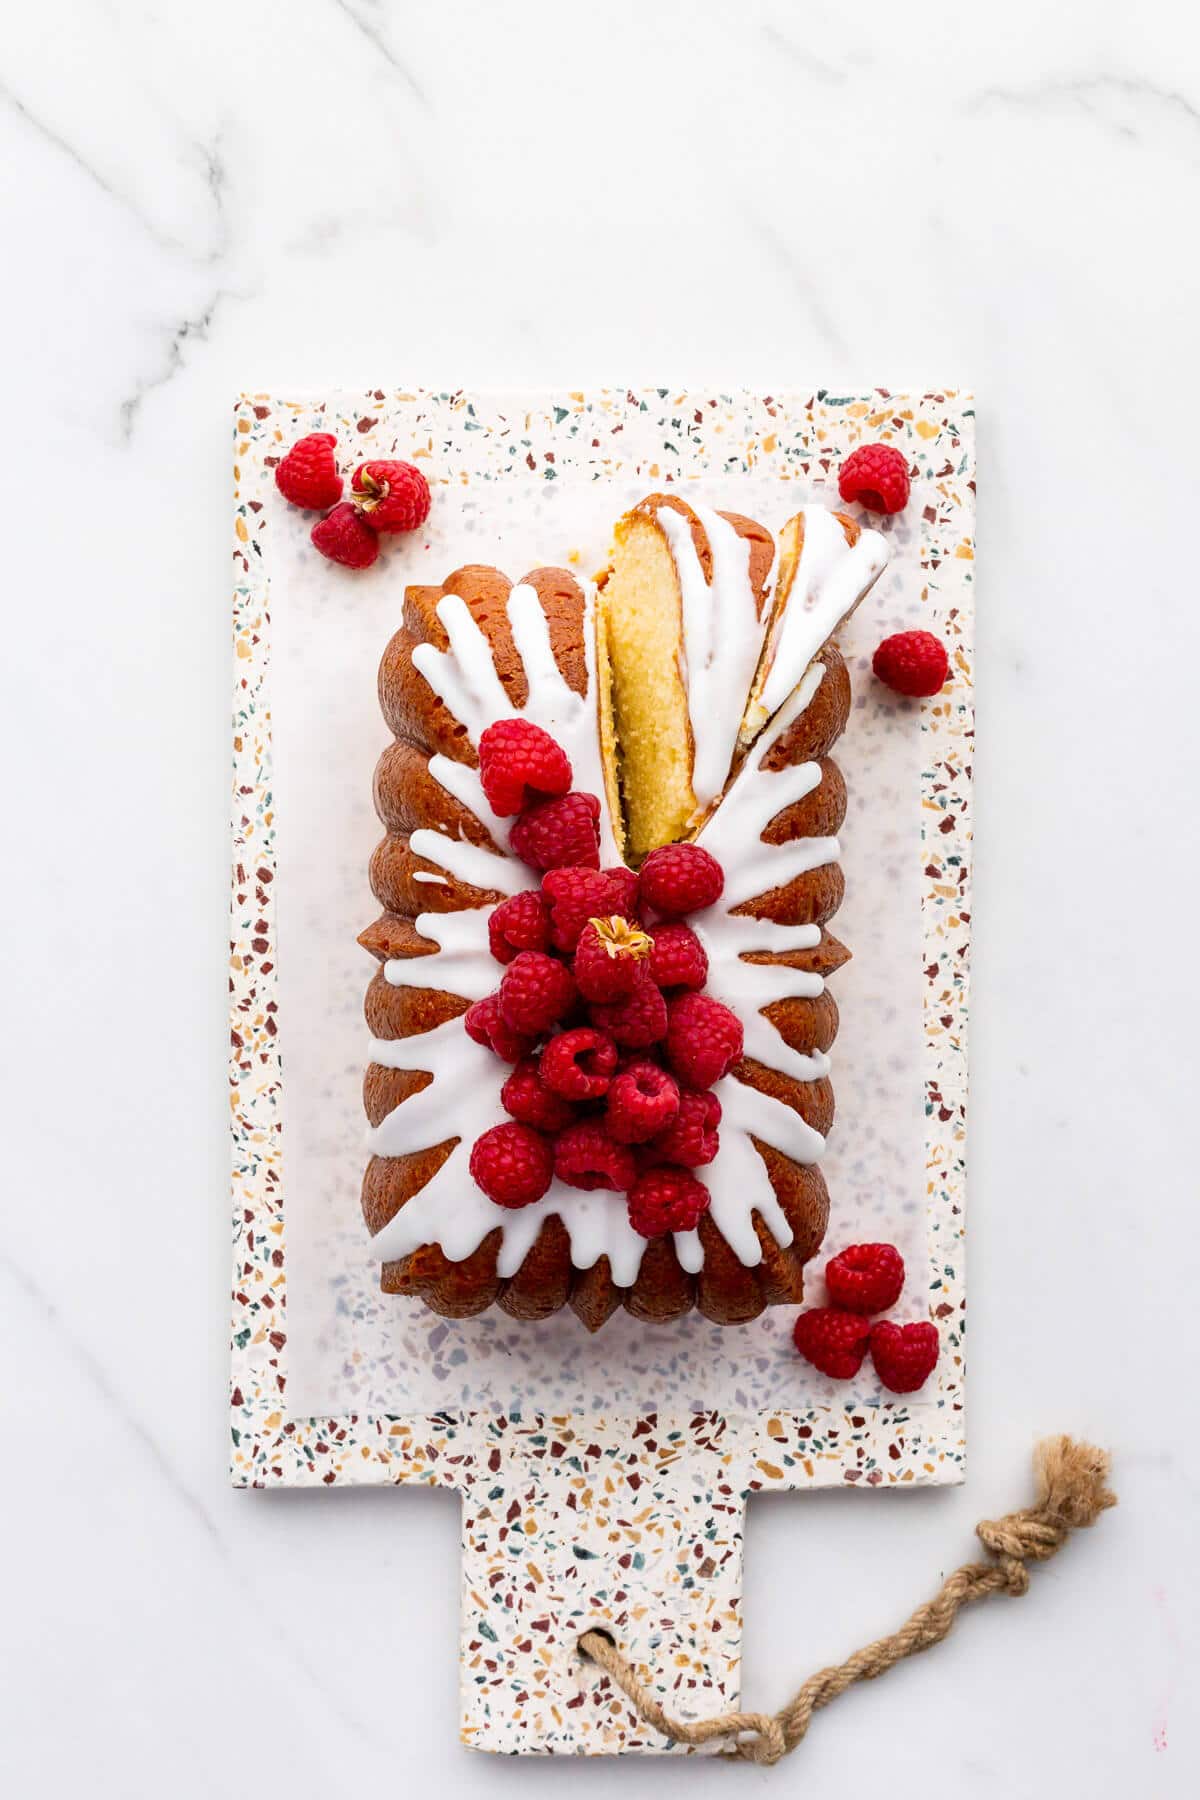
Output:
top-left (228, 386), bottom-right (975, 1753)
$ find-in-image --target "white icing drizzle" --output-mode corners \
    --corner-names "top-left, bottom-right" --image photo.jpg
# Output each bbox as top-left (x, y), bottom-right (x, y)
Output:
top-left (655, 502), bottom-right (773, 814)
top-left (384, 908), bottom-right (498, 1002)
top-left (755, 504), bottom-right (888, 723)
top-left (410, 582), bottom-right (620, 865)
top-left (368, 537), bottom-right (853, 1288)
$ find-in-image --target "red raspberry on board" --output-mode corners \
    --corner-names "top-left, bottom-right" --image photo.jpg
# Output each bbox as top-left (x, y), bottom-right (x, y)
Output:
top-left (540, 1027), bottom-right (618, 1100)
top-left (478, 718), bottom-right (573, 818)
top-left (637, 843), bottom-right (724, 917)
top-left (350, 459), bottom-right (431, 533)
top-left (837, 442), bottom-right (910, 515)
top-left (792, 1307), bottom-right (873, 1379)
top-left (606, 1061), bottom-right (680, 1144)
top-left (498, 950), bottom-right (577, 1036)
top-left (589, 968), bottom-right (669, 1049)
top-left (311, 501), bottom-right (379, 569)
top-left (469, 1121), bottom-right (553, 1208)
top-left (542, 866), bottom-right (637, 952)
top-left (275, 432), bottom-right (343, 510)
top-left (510, 792), bottom-right (601, 872)
top-left (554, 1118), bottom-right (637, 1192)
top-left (487, 890), bottom-right (552, 964)
top-left (500, 1058), bottom-right (576, 1133)
top-left (870, 1321), bottom-right (940, 1394)
top-left (872, 630), bottom-right (949, 698)
top-left (650, 1086), bottom-right (721, 1167)
top-left (646, 921), bottom-right (708, 991)
top-left (627, 1166), bottom-right (711, 1237)
top-left (665, 992), bottom-right (743, 1088)
top-left (573, 915), bottom-right (653, 1002)
top-left (463, 994), bottom-right (535, 1064)
top-left (825, 1242), bottom-right (906, 1314)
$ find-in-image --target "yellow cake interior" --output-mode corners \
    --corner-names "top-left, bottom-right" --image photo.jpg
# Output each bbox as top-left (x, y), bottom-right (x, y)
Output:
top-left (596, 510), bottom-right (697, 862)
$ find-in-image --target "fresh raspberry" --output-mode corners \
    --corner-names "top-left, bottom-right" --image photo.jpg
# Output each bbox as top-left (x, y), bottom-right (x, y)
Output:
top-left (540, 1027), bottom-right (618, 1100)
top-left (510, 792), bottom-right (601, 873)
top-left (500, 1057), bottom-right (576, 1132)
top-left (627, 1166), bottom-right (711, 1237)
top-left (311, 501), bottom-right (379, 569)
top-left (606, 1061), bottom-right (680, 1144)
top-left (664, 993), bottom-right (743, 1087)
top-left (463, 994), bottom-right (535, 1063)
top-left (275, 432), bottom-right (342, 510)
top-left (469, 1121), bottom-right (553, 1209)
top-left (350, 459), bottom-right (431, 533)
top-left (478, 719), bottom-right (573, 818)
top-left (872, 630), bottom-right (949, 698)
top-left (498, 950), bottom-right (577, 1036)
top-left (554, 1118), bottom-right (637, 1192)
top-left (825, 1242), bottom-right (906, 1314)
top-left (542, 866), bottom-right (638, 952)
top-left (589, 968), bottom-right (669, 1049)
top-left (638, 843), bottom-right (724, 917)
top-left (870, 1321), bottom-right (940, 1393)
top-left (487, 890), bottom-right (551, 964)
top-left (647, 922), bottom-right (708, 991)
top-left (650, 1086), bottom-right (721, 1167)
top-left (573, 915), bottom-right (653, 1002)
top-left (838, 442), bottom-right (910, 515)
top-left (602, 865), bottom-right (641, 917)
top-left (792, 1307), bottom-right (873, 1379)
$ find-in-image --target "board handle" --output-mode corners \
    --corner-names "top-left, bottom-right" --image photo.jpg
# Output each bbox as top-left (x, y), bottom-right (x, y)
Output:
top-left (456, 1415), bottom-right (751, 1754)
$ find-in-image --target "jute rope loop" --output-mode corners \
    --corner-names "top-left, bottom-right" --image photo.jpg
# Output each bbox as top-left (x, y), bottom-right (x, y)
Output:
top-left (578, 1435), bottom-right (1115, 1766)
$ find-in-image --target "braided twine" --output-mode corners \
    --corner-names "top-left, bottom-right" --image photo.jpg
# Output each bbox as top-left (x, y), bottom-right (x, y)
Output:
top-left (578, 1435), bottom-right (1116, 1766)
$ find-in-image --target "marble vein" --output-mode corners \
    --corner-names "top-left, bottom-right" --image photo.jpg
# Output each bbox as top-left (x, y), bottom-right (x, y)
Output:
top-left (973, 73), bottom-right (1200, 149)
top-left (329, 0), bottom-right (428, 105)
top-left (118, 287), bottom-right (238, 441)
top-left (0, 74), bottom-right (188, 256)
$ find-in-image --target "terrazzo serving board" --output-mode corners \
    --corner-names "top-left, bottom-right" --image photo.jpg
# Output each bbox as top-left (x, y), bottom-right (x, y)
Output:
top-left (228, 387), bottom-right (975, 1754)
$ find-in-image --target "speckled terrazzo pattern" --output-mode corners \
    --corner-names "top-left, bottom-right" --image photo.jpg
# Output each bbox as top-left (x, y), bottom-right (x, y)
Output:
top-left (229, 388), bottom-right (974, 1751)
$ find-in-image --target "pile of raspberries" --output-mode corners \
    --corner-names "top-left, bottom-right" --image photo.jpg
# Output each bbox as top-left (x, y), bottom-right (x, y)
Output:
top-left (463, 718), bottom-right (741, 1239)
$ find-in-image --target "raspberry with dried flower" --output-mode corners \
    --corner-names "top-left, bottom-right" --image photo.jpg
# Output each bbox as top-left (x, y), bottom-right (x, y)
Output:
top-left (487, 890), bottom-right (551, 965)
top-left (478, 719), bottom-right (572, 818)
top-left (510, 791), bottom-right (601, 872)
top-left (589, 968), bottom-right (668, 1049)
top-left (664, 992), bottom-right (743, 1087)
top-left (350, 459), bottom-right (431, 533)
top-left (539, 1027), bottom-right (618, 1100)
top-left (573, 914), bottom-right (653, 1002)
top-left (637, 843), bottom-right (724, 917)
top-left (275, 432), bottom-right (343, 510)
top-left (463, 994), bottom-right (535, 1064)
top-left (838, 442), bottom-right (910, 515)
top-left (501, 1058), bottom-right (576, 1133)
top-left (627, 1166), bottom-right (711, 1237)
top-left (606, 1061), bottom-right (680, 1144)
top-left (469, 1121), bottom-right (553, 1209)
top-left (554, 1119), bottom-right (637, 1192)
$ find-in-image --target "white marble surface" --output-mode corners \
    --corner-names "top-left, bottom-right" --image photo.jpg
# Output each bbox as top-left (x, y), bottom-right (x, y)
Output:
top-left (2, 1), bottom-right (1198, 1792)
